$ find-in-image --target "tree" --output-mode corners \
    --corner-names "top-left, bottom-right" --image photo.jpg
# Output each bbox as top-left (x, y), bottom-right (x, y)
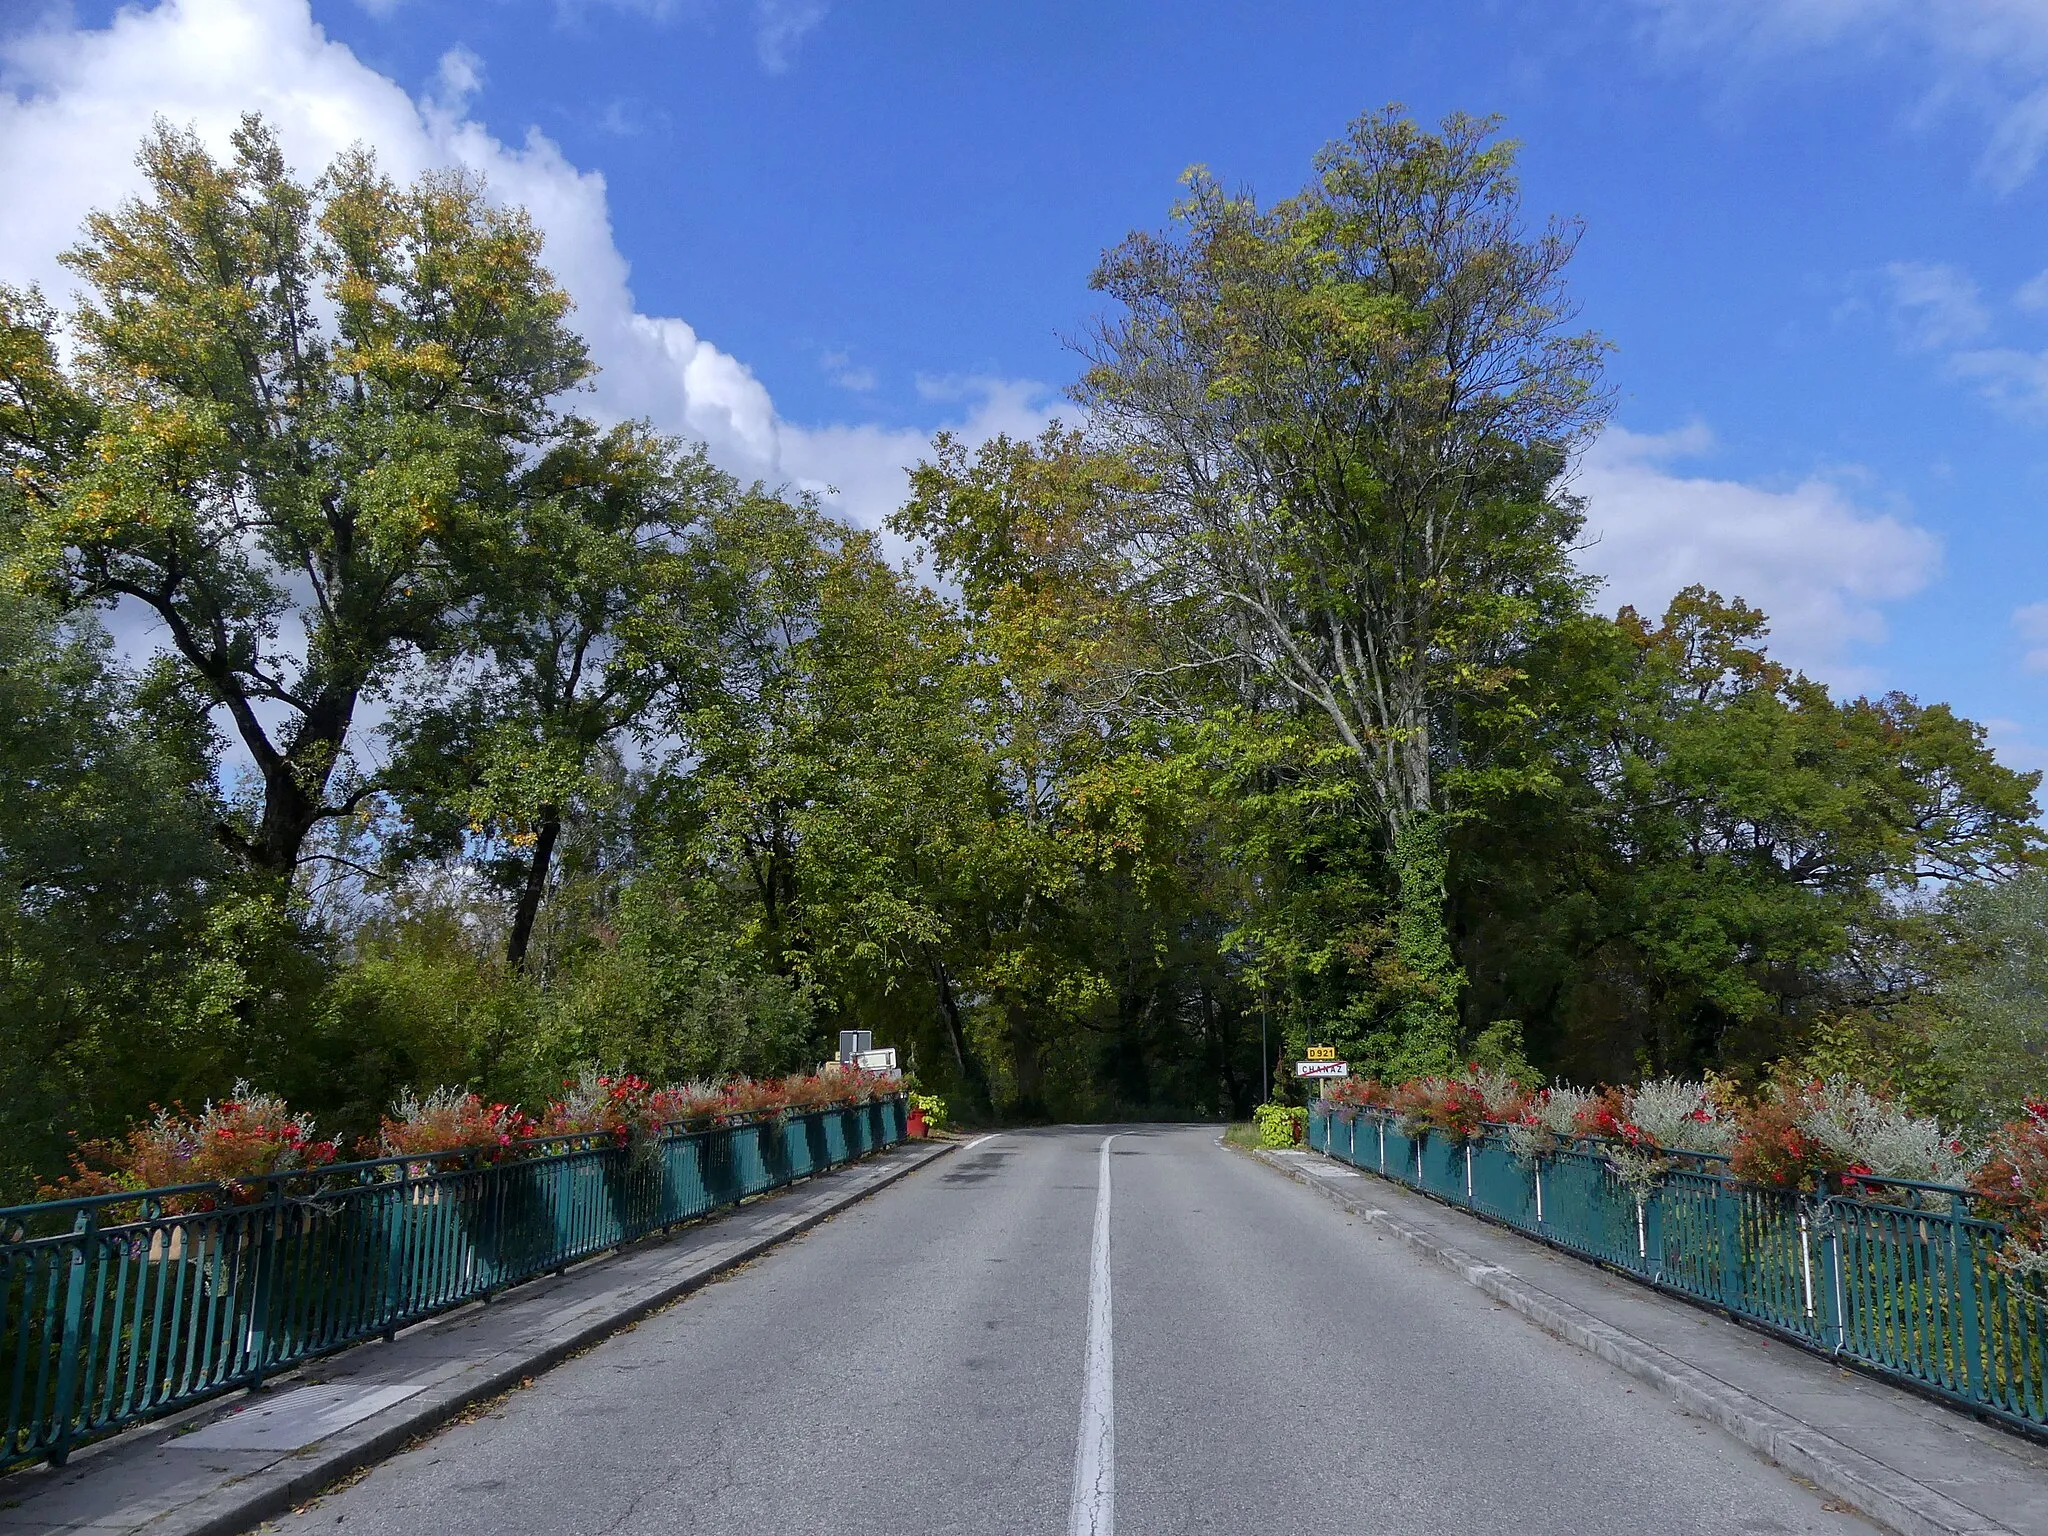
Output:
top-left (0, 582), bottom-right (244, 1194)
top-left (0, 116), bottom-right (590, 889)
top-left (387, 422), bottom-right (728, 970)
top-left (1455, 589), bottom-right (2043, 1082)
top-left (1079, 106), bottom-right (1609, 1076)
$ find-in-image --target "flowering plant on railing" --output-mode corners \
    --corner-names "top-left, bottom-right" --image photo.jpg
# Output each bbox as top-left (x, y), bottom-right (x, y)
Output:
top-left (1730, 1076), bottom-right (1974, 1197)
top-left (720, 1076), bottom-right (793, 1122)
top-left (1570, 1087), bottom-right (1672, 1200)
top-left (1392, 1074), bottom-right (1491, 1143)
top-left (374, 1087), bottom-right (535, 1172)
top-left (1971, 1102), bottom-right (2048, 1276)
top-left (538, 1069), bottom-right (670, 1146)
top-left (647, 1079), bottom-right (727, 1129)
top-left (1501, 1084), bottom-right (1594, 1163)
top-left (1322, 1077), bottom-right (1390, 1115)
top-left (43, 1083), bottom-right (337, 1215)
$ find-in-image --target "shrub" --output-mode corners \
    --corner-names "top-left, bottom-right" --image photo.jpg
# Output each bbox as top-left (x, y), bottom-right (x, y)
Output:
top-left (1323, 1076), bottom-right (1391, 1113)
top-left (44, 1082), bottom-right (336, 1213)
top-left (1392, 1075), bottom-right (1490, 1143)
top-left (1502, 1084), bottom-right (1595, 1163)
top-left (908, 1091), bottom-right (948, 1132)
top-left (1731, 1076), bottom-right (1975, 1194)
top-left (1970, 1102), bottom-right (2048, 1276)
top-left (375, 1087), bottom-right (533, 1168)
top-left (1731, 1089), bottom-right (1850, 1190)
top-left (537, 1069), bottom-right (662, 1143)
top-left (1624, 1077), bottom-right (1740, 1158)
top-left (1793, 1076), bottom-right (1976, 1188)
top-left (1254, 1103), bottom-right (1305, 1148)
top-left (647, 1079), bottom-right (726, 1129)
top-left (720, 1076), bottom-right (792, 1121)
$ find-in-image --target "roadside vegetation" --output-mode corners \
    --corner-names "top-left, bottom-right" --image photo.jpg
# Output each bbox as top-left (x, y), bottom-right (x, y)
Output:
top-left (1, 107), bottom-right (2041, 1201)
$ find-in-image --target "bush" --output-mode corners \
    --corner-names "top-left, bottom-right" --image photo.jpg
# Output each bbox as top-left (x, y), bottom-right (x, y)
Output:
top-left (908, 1091), bottom-right (948, 1132)
top-left (1624, 1077), bottom-right (1740, 1157)
top-left (1971, 1102), bottom-right (2048, 1275)
top-left (375, 1087), bottom-right (534, 1167)
top-left (1502, 1084), bottom-right (1595, 1163)
top-left (44, 1082), bottom-right (337, 1212)
top-left (1392, 1073), bottom-right (1498, 1143)
top-left (1254, 1103), bottom-right (1306, 1148)
top-left (1323, 1076), bottom-right (1390, 1112)
top-left (1730, 1075), bottom-right (1974, 1192)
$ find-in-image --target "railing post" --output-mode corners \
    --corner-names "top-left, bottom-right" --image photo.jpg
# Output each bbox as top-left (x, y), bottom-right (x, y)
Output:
top-left (244, 1181), bottom-right (286, 1387)
top-left (1951, 1192), bottom-right (1983, 1400)
top-left (1798, 1207), bottom-right (1817, 1327)
top-left (1718, 1173), bottom-right (1743, 1311)
top-left (1820, 1204), bottom-right (1847, 1354)
top-left (46, 1207), bottom-right (97, 1466)
top-left (1377, 1116), bottom-right (1386, 1174)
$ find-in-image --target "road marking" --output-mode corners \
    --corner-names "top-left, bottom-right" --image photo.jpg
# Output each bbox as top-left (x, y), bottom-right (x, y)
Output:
top-left (1068, 1134), bottom-right (1117, 1536)
top-left (961, 1132), bottom-right (1003, 1153)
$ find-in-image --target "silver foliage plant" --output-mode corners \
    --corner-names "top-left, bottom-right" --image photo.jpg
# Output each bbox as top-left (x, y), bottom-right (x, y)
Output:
top-left (1625, 1078), bottom-right (1739, 1158)
top-left (1796, 1076), bottom-right (1979, 1189)
top-left (1502, 1084), bottom-right (1594, 1163)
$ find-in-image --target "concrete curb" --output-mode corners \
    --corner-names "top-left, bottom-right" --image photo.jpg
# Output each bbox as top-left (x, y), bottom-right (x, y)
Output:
top-left (19, 1139), bottom-right (954, 1536)
top-left (1241, 1142), bottom-right (2016, 1536)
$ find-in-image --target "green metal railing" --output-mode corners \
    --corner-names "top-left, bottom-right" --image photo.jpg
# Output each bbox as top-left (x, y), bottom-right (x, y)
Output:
top-left (1308, 1104), bottom-right (2048, 1436)
top-left (0, 1098), bottom-right (905, 1470)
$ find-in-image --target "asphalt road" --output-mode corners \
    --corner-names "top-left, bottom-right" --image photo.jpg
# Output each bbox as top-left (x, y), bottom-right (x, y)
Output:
top-left (266, 1127), bottom-right (1871, 1535)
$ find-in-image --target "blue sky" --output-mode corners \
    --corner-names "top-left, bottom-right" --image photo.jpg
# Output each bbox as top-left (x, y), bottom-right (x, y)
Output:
top-left (7, 0), bottom-right (2048, 771)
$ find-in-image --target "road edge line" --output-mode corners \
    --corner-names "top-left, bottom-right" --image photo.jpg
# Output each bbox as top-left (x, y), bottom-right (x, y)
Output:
top-left (146, 1139), bottom-right (957, 1536)
top-left (1232, 1141), bottom-right (2014, 1536)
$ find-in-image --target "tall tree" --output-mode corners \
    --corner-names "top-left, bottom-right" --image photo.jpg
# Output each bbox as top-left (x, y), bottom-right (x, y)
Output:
top-left (0, 116), bottom-right (590, 888)
top-left (387, 422), bottom-right (728, 970)
top-left (1455, 590), bottom-right (2043, 1083)
top-left (1081, 107), bottom-right (1608, 1075)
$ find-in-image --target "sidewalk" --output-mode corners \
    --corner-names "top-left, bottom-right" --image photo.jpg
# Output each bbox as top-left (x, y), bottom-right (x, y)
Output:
top-left (1250, 1145), bottom-right (2048, 1536)
top-left (0, 1138), bottom-right (954, 1536)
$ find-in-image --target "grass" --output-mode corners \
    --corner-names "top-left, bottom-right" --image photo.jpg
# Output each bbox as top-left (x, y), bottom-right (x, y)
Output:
top-left (1221, 1122), bottom-right (1263, 1151)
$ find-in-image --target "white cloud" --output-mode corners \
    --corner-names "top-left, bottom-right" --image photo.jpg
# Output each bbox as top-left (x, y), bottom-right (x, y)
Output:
top-left (1636, 0), bottom-right (2048, 188)
top-left (2014, 603), bottom-right (2048, 674)
top-left (2017, 268), bottom-right (2048, 312)
top-left (1574, 423), bottom-right (1941, 686)
top-left (425, 44), bottom-right (484, 118)
top-left (820, 349), bottom-right (878, 393)
top-left (0, 0), bottom-right (1033, 536)
top-left (1946, 345), bottom-right (2048, 420)
top-left (1883, 260), bottom-right (1989, 348)
top-left (754, 0), bottom-right (828, 72)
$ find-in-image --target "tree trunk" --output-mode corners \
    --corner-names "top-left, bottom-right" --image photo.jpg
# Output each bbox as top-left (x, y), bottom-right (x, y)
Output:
top-left (926, 951), bottom-right (992, 1116)
top-left (506, 811), bottom-right (561, 972)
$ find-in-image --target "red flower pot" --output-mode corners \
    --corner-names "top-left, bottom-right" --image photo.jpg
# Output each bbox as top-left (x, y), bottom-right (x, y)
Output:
top-left (907, 1107), bottom-right (928, 1139)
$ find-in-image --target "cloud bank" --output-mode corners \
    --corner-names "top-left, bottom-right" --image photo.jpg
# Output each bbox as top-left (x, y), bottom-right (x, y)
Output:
top-left (1573, 424), bottom-right (1940, 687)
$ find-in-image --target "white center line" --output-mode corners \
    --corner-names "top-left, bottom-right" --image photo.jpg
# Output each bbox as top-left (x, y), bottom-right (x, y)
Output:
top-left (1068, 1134), bottom-right (1117, 1536)
top-left (960, 1132), bottom-right (1003, 1153)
